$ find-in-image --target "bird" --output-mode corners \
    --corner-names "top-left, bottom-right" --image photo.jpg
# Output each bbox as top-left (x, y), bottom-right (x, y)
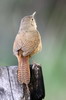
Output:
top-left (13, 11), bottom-right (42, 98)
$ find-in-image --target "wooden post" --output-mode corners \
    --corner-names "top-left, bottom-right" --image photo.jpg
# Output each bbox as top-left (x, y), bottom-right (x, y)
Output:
top-left (0, 64), bottom-right (45, 100)
top-left (0, 66), bottom-right (23, 100)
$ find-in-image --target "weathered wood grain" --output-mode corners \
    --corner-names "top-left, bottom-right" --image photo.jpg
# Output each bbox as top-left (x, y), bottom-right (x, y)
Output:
top-left (0, 65), bottom-right (45, 100)
top-left (0, 66), bottom-right (30, 100)
top-left (8, 66), bottom-right (23, 100)
top-left (0, 66), bottom-right (13, 100)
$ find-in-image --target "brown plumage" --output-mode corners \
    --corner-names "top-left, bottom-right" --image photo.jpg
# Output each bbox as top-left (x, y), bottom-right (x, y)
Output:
top-left (13, 12), bottom-right (42, 86)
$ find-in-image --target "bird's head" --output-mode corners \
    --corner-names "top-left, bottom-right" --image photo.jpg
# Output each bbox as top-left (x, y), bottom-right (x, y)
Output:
top-left (19, 12), bottom-right (37, 31)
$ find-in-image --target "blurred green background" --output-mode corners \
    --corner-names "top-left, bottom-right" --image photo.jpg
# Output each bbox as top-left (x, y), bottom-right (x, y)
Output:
top-left (0, 0), bottom-right (66, 100)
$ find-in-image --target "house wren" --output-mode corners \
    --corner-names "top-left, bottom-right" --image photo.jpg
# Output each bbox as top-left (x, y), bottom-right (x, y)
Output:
top-left (13, 11), bottom-right (42, 94)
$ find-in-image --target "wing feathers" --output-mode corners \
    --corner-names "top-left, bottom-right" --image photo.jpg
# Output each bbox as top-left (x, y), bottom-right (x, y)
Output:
top-left (13, 31), bottom-right (40, 56)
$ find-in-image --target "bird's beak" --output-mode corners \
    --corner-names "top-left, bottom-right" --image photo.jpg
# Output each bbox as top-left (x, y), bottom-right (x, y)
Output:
top-left (32, 11), bottom-right (36, 17)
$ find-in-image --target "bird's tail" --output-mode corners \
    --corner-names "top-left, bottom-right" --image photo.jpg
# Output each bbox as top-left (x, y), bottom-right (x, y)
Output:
top-left (17, 50), bottom-right (30, 85)
top-left (23, 83), bottom-right (30, 100)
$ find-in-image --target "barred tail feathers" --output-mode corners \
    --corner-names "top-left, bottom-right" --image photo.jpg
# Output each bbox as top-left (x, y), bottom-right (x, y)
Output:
top-left (17, 55), bottom-right (30, 85)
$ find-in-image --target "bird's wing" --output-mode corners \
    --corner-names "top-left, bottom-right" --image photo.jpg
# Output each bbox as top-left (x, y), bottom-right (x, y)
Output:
top-left (13, 35), bottom-right (20, 55)
top-left (30, 33), bottom-right (42, 56)
top-left (13, 31), bottom-right (40, 56)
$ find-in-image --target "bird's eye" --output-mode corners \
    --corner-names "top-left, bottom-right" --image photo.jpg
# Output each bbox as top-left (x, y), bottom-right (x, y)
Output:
top-left (32, 18), bottom-right (33, 21)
